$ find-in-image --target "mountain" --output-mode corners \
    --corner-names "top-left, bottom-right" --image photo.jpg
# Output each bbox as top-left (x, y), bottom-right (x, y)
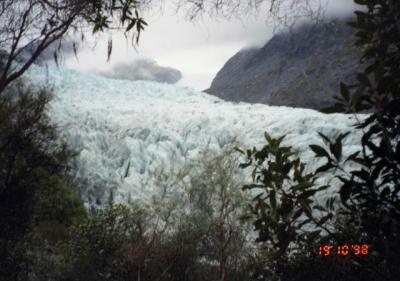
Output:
top-left (25, 65), bottom-right (364, 208)
top-left (205, 19), bottom-right (363, 110)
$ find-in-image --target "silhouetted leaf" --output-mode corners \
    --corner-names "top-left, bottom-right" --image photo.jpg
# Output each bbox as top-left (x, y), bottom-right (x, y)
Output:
top-left (315, 162), bottom-right (333, 174)
top-left (318, 132), bottom-right (331, 145)
top-left (309, 145), bottom-right (330, 158)
top-left (234, 147), bottom-right (245, 154)
top-left (340, 182), bottom-right (352, 203)
top-left (307, 230), bottom-right (321, 243)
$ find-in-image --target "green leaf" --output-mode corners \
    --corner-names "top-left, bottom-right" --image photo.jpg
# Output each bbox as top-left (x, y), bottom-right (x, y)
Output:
top-left (292, 209), bottom-right (303, 220)
top-left (309, 145), bottom-right (330, 158)
top-left (242, 184), bottom-right (264, 191)
top-left (299, 200), bottom-right (312, 217)
top-left (318, 132), bottom-right (331, 145)
top-left (299, 189), bottom-right (318, 199)
top-left (307, 230), bottom-right (321, 243)
top-left (318, 213), bottom-right (333, 226)
top-left (239, 161), bottom-right (252, 169)
top-left (325, 197), bottom-right (336, 210)
top-left (264, 131), bottom-right (273, 143)
top-left (276, 135), bottom-right (286, 146)
top-left (340, 182), bottom-right (352, 203)
top-left (126, 18), bottom-right (137, 32)
top-left (332, 141), bottom-right (342, 160)
top-left (315, 162), bottom-right (333, 174)
top-left (351, 170), bottom-right (370, 181)
top-left (234, 147), bottom-right (245, 154)
top-left (246, 149), bottom-right (252, 158)
top-left (107, 38), bottom-right (113, 62)
top-left (282, 163), bottom-right (292, 175)
top-left (252, 167), bottom-right (257, 182)
top-left (313, 205), bottom-right (326, 211)
top-left (270, 190), bottom-right (277, 210)
top-left (345, 151), bottom-right (360, 163)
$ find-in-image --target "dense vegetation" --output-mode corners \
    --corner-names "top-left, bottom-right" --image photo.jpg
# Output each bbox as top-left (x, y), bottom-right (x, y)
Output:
top-left (0, 80), bottom-right (86, 280)
top-left (239, 0), bottom-right (400, 280)
top-left (0, 0), bottom-right (398, 280)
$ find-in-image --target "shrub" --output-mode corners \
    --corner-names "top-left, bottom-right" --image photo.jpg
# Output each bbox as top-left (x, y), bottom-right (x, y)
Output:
top-left (240, 1), bottom-right (400, 280)
top-left (61, 204), bottom-right (150, 281)
top-left (0, 80), bottom-right (84, 280)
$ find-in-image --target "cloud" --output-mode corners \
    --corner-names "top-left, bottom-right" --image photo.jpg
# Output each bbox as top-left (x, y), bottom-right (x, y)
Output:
top-left (65, 10), bottom-right (272, 90)
top-left (64, 0), bottom-right (361, 90)
top-left (22, 39), bottom-right (76, 65)
top-left (325, 0), bottom-right (361, 18)
top-left (97, 58), bottom-right (182, 84)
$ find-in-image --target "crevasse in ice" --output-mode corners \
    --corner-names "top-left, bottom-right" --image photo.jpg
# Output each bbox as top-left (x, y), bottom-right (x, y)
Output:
top-left (24, 65), bottom-right (364, 208)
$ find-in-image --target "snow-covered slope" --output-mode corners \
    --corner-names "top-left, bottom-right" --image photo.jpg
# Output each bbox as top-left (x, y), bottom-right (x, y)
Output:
top-left (25, 65), bottom-right (364, 208)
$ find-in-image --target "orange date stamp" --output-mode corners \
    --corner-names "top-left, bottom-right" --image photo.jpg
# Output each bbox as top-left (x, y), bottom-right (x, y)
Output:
top-left (318, 244), bottom-right (369, 256)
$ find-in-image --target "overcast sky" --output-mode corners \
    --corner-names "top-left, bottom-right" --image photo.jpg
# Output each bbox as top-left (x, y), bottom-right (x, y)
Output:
top-left (64, 0), bottom-right (358, 91)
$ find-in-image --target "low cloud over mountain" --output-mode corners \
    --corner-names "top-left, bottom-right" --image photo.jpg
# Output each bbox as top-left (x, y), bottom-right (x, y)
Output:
top-left (97, 59), bottom-right (182, 84)
top-left (206, 19), bottom-right (363, 110)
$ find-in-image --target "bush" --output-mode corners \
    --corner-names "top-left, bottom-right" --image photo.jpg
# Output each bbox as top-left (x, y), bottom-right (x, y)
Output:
top-left (62, 204), bottom-right (150, 281)
top-left (150, 147), bottom-right (255, 281)
top-left (31, 168), bottom-right (87, 243)
top-left (59, 147), bottom-right (256, 281)
top-left (186, 148), bottom-right (254, 281)
top-left (0, 82), bottom-right (73, 239)
top-left (240, 1), bottom-right (400, 280)
top-left (0, 80), bottom-right (85, 280)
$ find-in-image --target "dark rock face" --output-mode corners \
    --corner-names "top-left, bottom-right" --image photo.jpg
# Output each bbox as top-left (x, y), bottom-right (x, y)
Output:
top-left (206, 19), bottom-right (363, 110)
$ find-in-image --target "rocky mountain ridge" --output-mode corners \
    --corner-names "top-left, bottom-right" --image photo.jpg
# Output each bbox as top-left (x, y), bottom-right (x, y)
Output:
top-left (206, 19), bottom-right (363, 110)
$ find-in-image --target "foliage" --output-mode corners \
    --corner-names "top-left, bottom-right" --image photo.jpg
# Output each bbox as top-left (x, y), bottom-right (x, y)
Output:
top-left (148, 147), bottom-right (255, 281)
top-left (62, 204), bottom-right (149, 281)
top-left (237, 132), bottom-right (332, 256)
top-left (31, 168), bottom-right (87, 243)
top-left (241, 1), bottom-right (400, 280)
top-left (172, 0), bottom-right (324, 29)
top-left (0, 81), bottom-right (75, 238)
top-left (0, 80), bottom-right (85, 280)
top-left (0, 0), bottom-right (147, 92)
top-left (187, 148), bottom-right (253, 281)
top-left (318, 0), bottom-right (400, 279)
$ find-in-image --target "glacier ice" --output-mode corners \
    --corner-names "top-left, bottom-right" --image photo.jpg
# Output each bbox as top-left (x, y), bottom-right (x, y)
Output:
top-left (24, 65), bottom-right (365, 208)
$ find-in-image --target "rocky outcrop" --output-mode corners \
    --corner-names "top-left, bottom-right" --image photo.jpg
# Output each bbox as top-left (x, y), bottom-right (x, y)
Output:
top-left (206, 19), bottom-right (363, 110)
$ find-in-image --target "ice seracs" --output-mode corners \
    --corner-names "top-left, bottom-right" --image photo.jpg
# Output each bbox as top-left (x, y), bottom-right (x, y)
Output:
top-left (25, 65), bottom-right (365, 208)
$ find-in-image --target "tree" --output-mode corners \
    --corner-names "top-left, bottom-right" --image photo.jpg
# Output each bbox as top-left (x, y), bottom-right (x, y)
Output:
top-left (0, 80), bottom-right (86, 280)
top-left (236, 133), bottom-right (333, 267)
top-left (62, 204), bottom-right (149, 281)
top-left (146, 147), bottom-right (255, 281)
top-left (0, 81), bottom-right (73, 241)
top-left (172, 0), bottom-right (324, 24)
top-left (0, 0), bottom-right (327, 94)
top-left (317, 0), bottom-right (400, 279)
top-left (0, 0), bottom-right (147, 93)
top-left (240, 0), bottom-right (400, 280)
top-left (177, 148), bottom-right (253, 281)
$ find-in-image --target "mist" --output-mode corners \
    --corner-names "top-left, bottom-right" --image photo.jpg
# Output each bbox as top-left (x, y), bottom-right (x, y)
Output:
top-left (62, 0), bottom-right (359, 91)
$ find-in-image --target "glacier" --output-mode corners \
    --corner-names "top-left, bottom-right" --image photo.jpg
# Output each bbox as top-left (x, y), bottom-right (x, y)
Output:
top-left (24, 65), bottom-right (364, 209)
